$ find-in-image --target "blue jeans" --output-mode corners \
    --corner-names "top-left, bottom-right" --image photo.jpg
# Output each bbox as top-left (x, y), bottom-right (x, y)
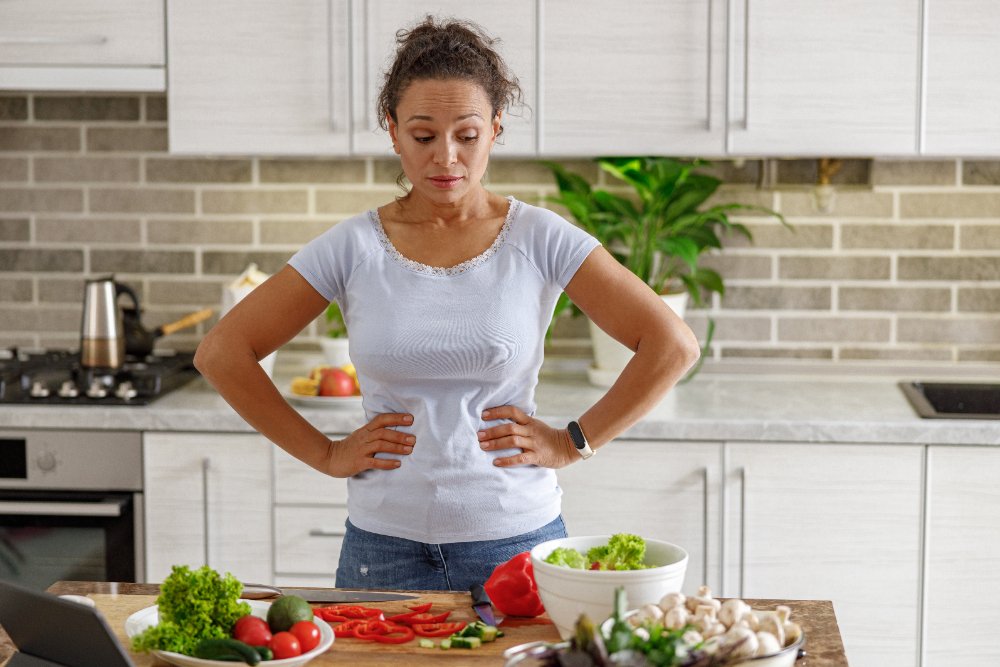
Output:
top-left (335, 515), bottom-right (568, 591)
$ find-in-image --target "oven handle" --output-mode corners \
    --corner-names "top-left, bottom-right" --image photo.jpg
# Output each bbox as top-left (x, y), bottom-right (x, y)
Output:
top-left (0, 499), bottom-right (125, 517)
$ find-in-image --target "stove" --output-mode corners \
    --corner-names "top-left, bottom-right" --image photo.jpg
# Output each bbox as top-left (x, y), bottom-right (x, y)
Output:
top-left (0, 347), bottom-right (199, 406)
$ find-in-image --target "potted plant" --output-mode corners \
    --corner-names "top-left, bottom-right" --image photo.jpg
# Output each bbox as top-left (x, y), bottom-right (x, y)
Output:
top-left (320, 302), bottom-right (351, 367)
top-left (544, 156), bottom-right (787, 385)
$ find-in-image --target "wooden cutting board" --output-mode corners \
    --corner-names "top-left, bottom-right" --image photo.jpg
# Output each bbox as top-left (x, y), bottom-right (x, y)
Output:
top-left (93, 592), bottom-right (561, 666)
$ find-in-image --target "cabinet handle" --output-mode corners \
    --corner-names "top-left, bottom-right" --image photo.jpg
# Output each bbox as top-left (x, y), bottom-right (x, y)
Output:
top-left (916, 0), bottom-right (928, 153)
top-left (738, 466), bottom-right (747, 598)
top-left (701, 467), bottom-right (710, 584)
top-left (309, 528), bottom-right (346, 538)
top-left (741, 0), bottom-right (750, 129)
top-left (0, 35), bottom-right (109, 46)
top-left (361, 0), bottom-right (371, 131)
top-left (327, 0), bottom-right (336, 131)
top-left (705, 0), bottom-right (713, 131)
top-left (201, 457), bottom-right (211, 567)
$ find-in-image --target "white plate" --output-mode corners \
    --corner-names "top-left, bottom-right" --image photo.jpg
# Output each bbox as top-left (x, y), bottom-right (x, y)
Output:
top-left (124, 599), bottom-right (334, 667)
top-left (284, 391), bottom-right (363, 408)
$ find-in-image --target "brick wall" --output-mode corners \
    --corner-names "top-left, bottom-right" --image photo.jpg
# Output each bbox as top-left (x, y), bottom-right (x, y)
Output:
top-left (2, 93), bottom-right (999, 365)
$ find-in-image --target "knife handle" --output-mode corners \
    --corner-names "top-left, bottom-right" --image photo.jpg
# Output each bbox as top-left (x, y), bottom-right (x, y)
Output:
top-left (469, 583), bottom-right (492, 606)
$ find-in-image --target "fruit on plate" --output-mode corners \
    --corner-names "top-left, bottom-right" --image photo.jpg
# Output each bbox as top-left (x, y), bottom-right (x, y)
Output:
top-left (318, 368), bottom-right (356, 397)
top-left (289, 376), bottom-right (319, 396)
top-left (267, 594), bottom-right (314, 633)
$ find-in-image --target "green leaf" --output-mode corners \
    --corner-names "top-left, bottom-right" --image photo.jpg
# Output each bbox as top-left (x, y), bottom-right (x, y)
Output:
top-left (679, 319), bottom-right (715, 384)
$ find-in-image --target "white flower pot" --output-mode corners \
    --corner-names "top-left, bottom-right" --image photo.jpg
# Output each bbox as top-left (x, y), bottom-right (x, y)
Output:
top-left (586, 292), bottom-right (689, 387)
top-left (319, 337), bottom-right (352, 367)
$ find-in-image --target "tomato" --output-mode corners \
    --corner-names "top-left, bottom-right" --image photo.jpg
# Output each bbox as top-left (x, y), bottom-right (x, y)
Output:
top-left (412, 621), bottom-right (466, 637)
top-left (232, 615), bottom-right (272, 646)
top-left (289, 620), bottom-right (321, 652)
top-left (269, 631), bottom-right (302, 659)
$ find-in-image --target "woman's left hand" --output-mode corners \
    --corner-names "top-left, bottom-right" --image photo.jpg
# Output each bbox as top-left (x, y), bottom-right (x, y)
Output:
top-left (478, 405), bottom-right (578, 469)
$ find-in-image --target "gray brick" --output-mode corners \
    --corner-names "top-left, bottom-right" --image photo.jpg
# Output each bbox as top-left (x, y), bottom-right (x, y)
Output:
top-left (148, 280), bottom-right (225, 306)
top-left (90, 188), bottom-right (195, 214)
top-left (90, 250), bottom-right (194, 274)
top-left (721, 347), bottom-right (833, 359)
top-left (0, 188), bottom-right (82, 213)
top-left (34, 157), bottom-right (139, 183)
top-left (373, 160), bottom-right (406, 185)
top-left (202, 251), bottom-right (292, 276)
top-left (898, 256), bottom-right (1000, 281)
top-left (147, 158), bottom-right (252, 183)
top-left (0, 218), bottom-right (29, 241)
top-left (260, 159), bottom-right (365, 184)
top-left (86, 127), bottom-right (167, 152)
top-left (202, 189), bottom-right (307, 214)
top-left (260, 219), bottom-right (337, 245)
top-left (779, 190), bottom-right (893, 217)
top-left (698, 254), bottom-right (773, 280)
top-left (841, 224), bottom-right (954, 250)
top-left (0, 306), bottom-right (79, 332)
top-left (775, 159), bottom-right (870, 185)
top-left (0, 334), bottom-right (38, 347)
top-left (962, 161), bottom-right (1000, 185)
top-left (0, 158), bottom-right (28, 181)
top-left (899, 317), bottom-right (1000, 344)
top-left (315, 189), bottom-right (393, 214)
top-left (901, 193), bottom-right (1000, 218)
top-left (778, 317), bottom-right (890, 342)
top-left (487, 159), bottom-right (600, 185)
top-left (38, 278), bottom-right (84, 303)
top-left (0, 278), bottom-right (32, 301)
top-left (0, 127), bottom-right (80, 152)
top-left (780, 256), bottom-right (890, 280)
top-left (960, 224), bottom-right (1000, 250)
top-left (145, 95), bottom-right (167, 122)
top-left (0, 96), bottom-right (28, 120)
top-left (958, 287), bottom-right (1000, 312)
top-left (705, 187), bottom-right (777, 214)
top-left (147, 219), bottom-right (253, 245)
top-left (724, 222), bottom-right (830, 249)
top-left (698, 160), bottom-right (763, 185)
top-left (872, 160), bottom-right (957, 186)
top-left (840, 287), bottom-right (951, 312)
top-left (0, 249), bottom-right (83, 272)
top-left (840, 347), bottom-right (953, 361)
top-left (722, 285), bottom-right (831, 310)
top-left (958, 349), bottom-right (1000, 362)
top-left (36, 218), bottom-right (141, 244)
top-left (707, 315), bottom-right (772, 342)
top-left (34, 96), bottom-right (140, 121)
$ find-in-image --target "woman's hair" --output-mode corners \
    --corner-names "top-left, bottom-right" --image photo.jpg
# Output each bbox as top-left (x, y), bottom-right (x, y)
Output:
top-left (376, 16), bottom-right (524, 138)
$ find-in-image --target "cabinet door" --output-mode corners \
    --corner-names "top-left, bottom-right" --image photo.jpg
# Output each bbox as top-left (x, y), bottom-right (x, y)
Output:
top-left (352, 0), bottom-right (537, 156)
top-left (728, 1), bottom-right (919, 155)
top-left (167, 0), bottom-right (351, 154)
top-left (725, 443), bottom-right (922, 667)
top-left (924, 2), bottom-right (1000, 155)
top-left (144, 433), bottom-right (273, 584)
top-left (556, 440), bottom-right (722, 595)
top-left (925, 446), bottom-right (1000, 666)
top-left (543, 1), bottom-right (726, 156)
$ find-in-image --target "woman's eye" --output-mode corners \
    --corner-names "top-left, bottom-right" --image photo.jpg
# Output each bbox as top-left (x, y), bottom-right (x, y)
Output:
top-left (460, 135), bottom-right (479, 143)
top-left (414, 136), bottom-right (433, 143)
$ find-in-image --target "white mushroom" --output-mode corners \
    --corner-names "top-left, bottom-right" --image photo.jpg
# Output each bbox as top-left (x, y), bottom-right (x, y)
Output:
top-left (691, 603), bottom-right (718, 632)
top-left (721, 623), bottom-right (759, 661)
top-left (755, 631), bottom-right (782, 657)
top-left (757, 611), bottom-right (785, 648)
top-left (718, 598), bottom-right (753, 629)
top-left (663, 605), bottom-right (690, 630)
top-left (703, 620), bottom-right (728, 639)
top-left (629, 603), bottom-right (664, 627)
top-left (681, 629), bottom-right (704, 646)
top-left (658, 591), bottom-right (686, 613)
top-left (776, 606), bottom-right (802, 647)
top-left (685, 585), bottom-right (721, 613)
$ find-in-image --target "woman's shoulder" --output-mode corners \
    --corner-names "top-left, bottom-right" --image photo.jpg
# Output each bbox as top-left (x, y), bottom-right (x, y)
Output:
top-left (507, 197), bottom-right (593, 243)
top-left (311, 209), bottom-right (381, 248)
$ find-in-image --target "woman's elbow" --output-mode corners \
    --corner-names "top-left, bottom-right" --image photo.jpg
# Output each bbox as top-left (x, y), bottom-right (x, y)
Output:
top-left (669, 321), bottom-right (702, 373)
top-left (193, 328), bottom-right (222, 377)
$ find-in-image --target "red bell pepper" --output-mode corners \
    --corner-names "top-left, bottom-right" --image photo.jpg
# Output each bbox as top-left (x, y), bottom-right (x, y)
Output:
top-left (483, 551), bottom-right (545, 617)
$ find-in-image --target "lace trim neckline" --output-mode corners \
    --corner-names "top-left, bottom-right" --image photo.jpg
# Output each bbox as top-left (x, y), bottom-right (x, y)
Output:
top-left (369, 196), bottom-right (519, 276)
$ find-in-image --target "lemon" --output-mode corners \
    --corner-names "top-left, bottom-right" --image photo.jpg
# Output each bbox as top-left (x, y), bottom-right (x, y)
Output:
top-left (340, 363), bottom-right (357, 381)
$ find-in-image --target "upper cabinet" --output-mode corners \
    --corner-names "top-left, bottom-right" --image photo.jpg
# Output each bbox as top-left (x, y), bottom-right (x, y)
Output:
top-left (168, 0), bottom-right (536, 156)
top-left (0, 0), bottom-right (165, 91)
top-left (541, 1), bottom-right (727, 157)
top-left (924, 1), bottom-right (1000, 155)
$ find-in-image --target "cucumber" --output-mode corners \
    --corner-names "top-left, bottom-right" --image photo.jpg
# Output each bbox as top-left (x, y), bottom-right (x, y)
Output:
top-left (459, 621), bottom-right (499, 642)
top-left (193, 638), bottom-right (261, 665)
top-left (253, 646), bottom-right (273, 661)
top-left (418, 638), bottom-right (435, 649)
top-left (447, 636), bottom-right (482, 649)
top-left (440, 639), bottom-right (451, 650)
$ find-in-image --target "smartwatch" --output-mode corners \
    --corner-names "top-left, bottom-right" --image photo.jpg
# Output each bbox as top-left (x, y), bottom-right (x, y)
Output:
top-left (567, 420), bottom-right (595, 460)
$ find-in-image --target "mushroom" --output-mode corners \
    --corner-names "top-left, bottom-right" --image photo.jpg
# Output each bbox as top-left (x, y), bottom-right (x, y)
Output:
top-left (718, 598), bottom-right (752, 629)
top-left (755, 631), bottom-right (782, 657)
top-left (663, 605), bottom-right (690, 630)
top-left (776, 605), bottom-right (802, 646)
top-left (692, 604), bottom-right (727, 639)
top-left (685, 585), bottom-right (721, 613)
top-left (721, 622), bottom-right (759, 661)
top-left (681, 629), bottom-right (704, 646)
top-left (757, 611), bottom-right (785, 648)
top-left (629, 603), bottom-right (664, 627)
top-left (658, 591), bottom-right (686, 612)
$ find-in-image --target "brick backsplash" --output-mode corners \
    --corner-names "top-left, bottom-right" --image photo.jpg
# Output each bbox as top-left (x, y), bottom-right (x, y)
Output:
top-left (2, 92), bottom-right (1000, 366)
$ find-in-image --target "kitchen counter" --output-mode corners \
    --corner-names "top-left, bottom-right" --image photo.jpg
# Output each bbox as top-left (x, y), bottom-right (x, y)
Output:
top-left (1, 360), bottom-right (999, 445)
top-left (0, 581), bottom-right (849, 666)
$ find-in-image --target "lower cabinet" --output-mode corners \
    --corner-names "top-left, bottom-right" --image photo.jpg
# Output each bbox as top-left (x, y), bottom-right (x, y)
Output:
top-left (143, 432), bottom-right (273, 584)
top-left (925, 446), bottom-right (1000, 666)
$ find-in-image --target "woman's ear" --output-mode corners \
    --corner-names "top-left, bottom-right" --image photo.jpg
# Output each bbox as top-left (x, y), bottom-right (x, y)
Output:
top-left (387, 114), bottom-right (400, 154)
top-left (491, 111), bottom-right (503, 144)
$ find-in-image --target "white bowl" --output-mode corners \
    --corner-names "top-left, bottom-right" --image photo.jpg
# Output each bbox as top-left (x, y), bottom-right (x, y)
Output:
top-left (530, 535), bottom-right (688, 640)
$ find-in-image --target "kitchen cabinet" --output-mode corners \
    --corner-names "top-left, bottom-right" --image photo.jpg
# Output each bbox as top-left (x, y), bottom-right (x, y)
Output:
top-left (541, 1), bottom-right (727, 156)
top-left (143, 433), bottom-right (273, 584)
top-left (556, 441), bottom-right (723, 595)
top-left (0, 0), bottom-right (165, 91)
top-left (923, 2), bottom-right (1000, 155)
top-left (724, 443), bottom-right (923, 667)
top-left (924, 446), bottom-right (1000, 666)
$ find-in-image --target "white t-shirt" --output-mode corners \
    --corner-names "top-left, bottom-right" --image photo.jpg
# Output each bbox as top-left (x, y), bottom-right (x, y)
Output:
top-left (288, 197), bottom-right (600, 543)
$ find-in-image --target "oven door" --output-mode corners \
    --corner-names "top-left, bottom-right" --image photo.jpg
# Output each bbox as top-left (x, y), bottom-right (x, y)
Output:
top-left (0, 490), bottom-right (142, 591)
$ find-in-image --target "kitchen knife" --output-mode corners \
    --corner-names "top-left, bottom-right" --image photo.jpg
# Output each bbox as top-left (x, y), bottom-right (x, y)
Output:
top-left (469, 583), bottom-right (500, 626)
top-left (241, 584), bottom-right (418, 603)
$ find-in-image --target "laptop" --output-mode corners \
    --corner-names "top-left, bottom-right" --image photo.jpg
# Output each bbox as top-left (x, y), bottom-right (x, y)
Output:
top-left (0, 580), bottom-right (134, 667)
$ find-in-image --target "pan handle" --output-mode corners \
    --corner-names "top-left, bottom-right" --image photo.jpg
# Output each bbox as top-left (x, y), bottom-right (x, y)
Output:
top-left (157, 308), bottom-right (214, 337)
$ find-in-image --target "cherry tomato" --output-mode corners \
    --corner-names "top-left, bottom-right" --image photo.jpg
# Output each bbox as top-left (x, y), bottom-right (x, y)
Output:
top-left (232, 615), bottom-right (272, 646)
top-left (289, 620), bottom-right (321, 652)
top-left (269, 631), bottom-right (302, 659)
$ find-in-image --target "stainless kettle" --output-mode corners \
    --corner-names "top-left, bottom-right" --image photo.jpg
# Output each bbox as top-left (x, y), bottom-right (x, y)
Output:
top-left (79, 276), bottom-right (139, 368)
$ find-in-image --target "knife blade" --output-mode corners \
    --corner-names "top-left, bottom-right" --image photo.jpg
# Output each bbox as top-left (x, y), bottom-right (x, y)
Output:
top-left (241, 584), bottom-right (418, 603)
top-left (469, 583), bottom-right (499, 626)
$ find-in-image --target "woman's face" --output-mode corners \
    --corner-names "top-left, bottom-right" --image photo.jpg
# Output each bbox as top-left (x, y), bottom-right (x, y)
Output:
top-left (388, 78), bottom-right (501, 206)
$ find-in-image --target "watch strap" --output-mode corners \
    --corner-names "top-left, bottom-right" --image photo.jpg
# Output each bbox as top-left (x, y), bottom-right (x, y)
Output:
top-left (567, 420), bottom-right (595, 460)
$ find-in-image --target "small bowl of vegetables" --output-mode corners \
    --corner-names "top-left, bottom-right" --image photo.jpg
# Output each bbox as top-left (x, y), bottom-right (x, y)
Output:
top-left (529, 534), bottom-right (687, 640)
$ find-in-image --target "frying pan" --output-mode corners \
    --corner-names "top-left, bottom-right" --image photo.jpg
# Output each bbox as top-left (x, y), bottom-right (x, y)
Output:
top-left (122, 306), bottom-right (213, 357)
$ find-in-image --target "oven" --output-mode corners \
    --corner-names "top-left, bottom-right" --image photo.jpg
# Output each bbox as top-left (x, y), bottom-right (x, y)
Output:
top-left (0, 430), bottom-right (144, 592)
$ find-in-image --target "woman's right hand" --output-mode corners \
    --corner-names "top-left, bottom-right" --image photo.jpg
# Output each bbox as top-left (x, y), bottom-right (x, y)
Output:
top-left (323, 412), bottom-right (415, 478)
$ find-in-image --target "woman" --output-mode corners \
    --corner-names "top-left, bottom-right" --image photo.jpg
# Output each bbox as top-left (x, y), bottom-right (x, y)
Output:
top-left (194, 17), bottom-right (700, 591)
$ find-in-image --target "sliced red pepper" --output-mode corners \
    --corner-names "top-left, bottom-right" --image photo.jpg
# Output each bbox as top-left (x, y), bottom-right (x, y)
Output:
top-left (406, 602), bottom-right (433, 613)
top-left (353, 620), bottom-right (415, 644)
top-left (385, 610), bottom-right (451, 625)
top-left (314, 604), bottom-right (383, 619)
top-left (411, 621), bottom-right (467, 637)
top-left (312, 608), bottom-right (349, 623)
top-left (333, 619), bottom-right (367, 638)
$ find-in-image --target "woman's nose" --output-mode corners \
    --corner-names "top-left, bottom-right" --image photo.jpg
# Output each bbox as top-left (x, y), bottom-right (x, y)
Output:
top-left (433, 138), bottom-right (457, 166)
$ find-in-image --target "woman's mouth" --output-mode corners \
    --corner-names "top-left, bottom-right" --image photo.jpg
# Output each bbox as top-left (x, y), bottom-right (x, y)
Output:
top-left (429, 175), bottom-right (463, 189)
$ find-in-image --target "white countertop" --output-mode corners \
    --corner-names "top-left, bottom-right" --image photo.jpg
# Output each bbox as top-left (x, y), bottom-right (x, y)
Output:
top-left (2, 357), bottom-right (998, 445)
